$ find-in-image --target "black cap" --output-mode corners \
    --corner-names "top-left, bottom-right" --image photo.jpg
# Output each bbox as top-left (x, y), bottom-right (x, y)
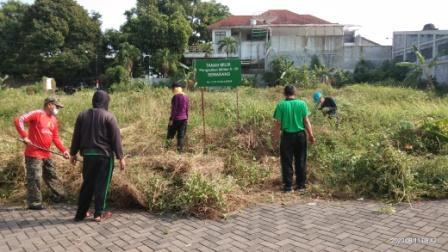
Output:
top-left (44, 97), bottom-right (64, 108)
top-left (284, 85), bottom-right (296, 96)
top-left (171, 82), bottom-right (182, 88)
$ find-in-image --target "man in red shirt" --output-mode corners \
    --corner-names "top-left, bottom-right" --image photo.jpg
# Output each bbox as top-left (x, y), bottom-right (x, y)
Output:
top-left (14, 97), bottom-right (70, 210)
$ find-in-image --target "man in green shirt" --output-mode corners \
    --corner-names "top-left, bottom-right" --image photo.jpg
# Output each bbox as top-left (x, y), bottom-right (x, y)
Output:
top-left (273, 85), bottom-right (316, 192)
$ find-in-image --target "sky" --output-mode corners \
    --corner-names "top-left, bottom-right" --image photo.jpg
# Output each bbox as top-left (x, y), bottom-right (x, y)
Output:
top-left (15, 0), bottom-right (448, 45)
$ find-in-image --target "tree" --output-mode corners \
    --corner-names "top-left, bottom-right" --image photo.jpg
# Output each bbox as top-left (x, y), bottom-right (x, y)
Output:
top-left (167, 10), bottom-right (193, 54)
top-left (190, 0), bottom-right (230, 43)
top-left (153, 48), bottom-right (179, 77)
top-left (117, 42), bottom-right (141, 78)
top-left (353, 59), bottom-right (376, 83)
top-left (310, 55), bottom-right (323, 70)
top-left (122, 1), bottom-right (191, 55)
top-left (218, 37), bottom-right (237, 57)
top-left (9, 0), bottom-right (102, 84)
top-left (122, 5), bottom-right (169, 55)
top-left (397, 46), bottom-right (438, 89)
top-left (0, 1), bottom-right (29, 77)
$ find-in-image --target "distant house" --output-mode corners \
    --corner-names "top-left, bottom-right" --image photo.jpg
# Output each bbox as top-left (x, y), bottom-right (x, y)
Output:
top-left (393, 27), bottom-right (448, 85)
top-left (184, 9), bottom-right (391, 75)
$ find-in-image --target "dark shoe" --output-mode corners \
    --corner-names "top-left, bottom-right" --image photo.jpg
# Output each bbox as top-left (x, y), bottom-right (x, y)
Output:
top-left (295, 185), bottom-right (306, 193)
top-left (28, 205), bottom-right (45, 210)
top-left (50, 195), bottom-right (66, 203)
top-left (74, 211), bottom-right (93, 222)
top-left (283, 187), bottom-right (293, 193)
top-left (296, 188), bottom-right (306, 193)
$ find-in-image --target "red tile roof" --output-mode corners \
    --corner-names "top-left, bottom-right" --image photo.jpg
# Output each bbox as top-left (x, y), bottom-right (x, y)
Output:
top-left (208, 9), bottom-right (333, 29)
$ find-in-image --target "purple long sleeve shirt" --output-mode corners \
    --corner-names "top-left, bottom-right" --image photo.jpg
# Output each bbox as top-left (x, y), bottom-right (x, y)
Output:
top-left (170, 93), bottom-right (189, 121)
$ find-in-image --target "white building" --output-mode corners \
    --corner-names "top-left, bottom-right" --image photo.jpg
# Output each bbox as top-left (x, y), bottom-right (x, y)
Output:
top-left (393, 27), bottom-right (448, 85)
top-left (184, 10), bottom-right (391, 74)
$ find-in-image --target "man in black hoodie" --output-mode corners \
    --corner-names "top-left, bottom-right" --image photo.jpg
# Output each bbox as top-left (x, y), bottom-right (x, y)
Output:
top-left (70, 90), bottom-right (125, 222)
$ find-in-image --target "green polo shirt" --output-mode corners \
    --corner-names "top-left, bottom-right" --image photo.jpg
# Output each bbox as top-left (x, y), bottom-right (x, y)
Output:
top-left (273, 98), bottom-right (310, 133)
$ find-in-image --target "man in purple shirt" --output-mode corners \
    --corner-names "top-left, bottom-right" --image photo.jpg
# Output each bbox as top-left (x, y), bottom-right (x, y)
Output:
top-left (166, 82), bottom-right (189, 152)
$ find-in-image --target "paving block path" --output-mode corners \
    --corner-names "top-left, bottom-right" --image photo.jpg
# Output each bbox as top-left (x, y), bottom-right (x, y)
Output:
top-left (1, 200), bottom-right (447, 251)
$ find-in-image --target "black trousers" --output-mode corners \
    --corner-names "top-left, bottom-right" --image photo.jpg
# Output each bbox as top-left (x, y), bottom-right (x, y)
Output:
top-left (280, 131), bottom-right (307, 190)
top-left (167, 120), bottom-right (187, 151)
top-left (75, 155), bottom-right (113, 220)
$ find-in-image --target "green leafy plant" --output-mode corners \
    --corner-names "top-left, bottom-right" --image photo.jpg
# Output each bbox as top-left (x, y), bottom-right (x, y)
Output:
top-left (174, 172), bottom-right (234, 217)
top-left (396, 46), bottom-right (438, 89)
top-left (224, 153), bottom-right (271, 187)
top-left (218, 36), bottom-right (237, 58)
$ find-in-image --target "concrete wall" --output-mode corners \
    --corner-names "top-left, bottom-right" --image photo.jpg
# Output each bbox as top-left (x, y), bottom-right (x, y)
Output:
top-left (435, 57), bottom-right (448, 85)
top-left (266, 26), bottom-right (345, 70)
top-left (343, 46), bottom-right (392, 71)
top-left (240, 41), bottom-right (265, 60)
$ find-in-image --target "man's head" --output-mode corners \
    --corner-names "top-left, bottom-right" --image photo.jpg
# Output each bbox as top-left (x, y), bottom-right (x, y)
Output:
top-left (313, 91), bottom-right (323, 104)
top-left (44, 97), bottom-right (64, 116)
top-left (283, 85), bottom-right (296, 98)
top-left (171, 82), bottom-right (183, 94)
top-left (92, 90), bottom-right (110, 110)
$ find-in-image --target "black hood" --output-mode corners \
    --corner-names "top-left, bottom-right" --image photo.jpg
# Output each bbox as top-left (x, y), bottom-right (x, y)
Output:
top-left (92, 90), bottom-right (110, 110)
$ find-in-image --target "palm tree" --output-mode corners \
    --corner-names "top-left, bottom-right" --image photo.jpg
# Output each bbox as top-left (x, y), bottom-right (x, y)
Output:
top-left (397, 46), bottom-right (438, 89)
top-left (218, 37), bottom-right (237, 58)
top-left (154, 49), bottom-right (179, 77)
top-left (117, 42), bottom-right (141, 78)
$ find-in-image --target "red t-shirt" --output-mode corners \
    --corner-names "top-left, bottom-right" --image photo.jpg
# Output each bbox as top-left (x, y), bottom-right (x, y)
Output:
top-left (14, 110), bottom-right (66, 159)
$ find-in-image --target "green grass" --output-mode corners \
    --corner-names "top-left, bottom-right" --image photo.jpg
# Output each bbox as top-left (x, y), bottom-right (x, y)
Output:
top-left (1, 83), bottom-right (448, 217)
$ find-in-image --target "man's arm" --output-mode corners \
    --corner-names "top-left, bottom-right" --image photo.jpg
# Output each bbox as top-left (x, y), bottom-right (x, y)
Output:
top-left (304, 117), bottom-right (316, 144)
top-left (186, 96), bottom-right (189, 120)
top-left (52, 121), bottom-right (69, 159)
top-left (109, 116), bottom-right (125, 171)
top-left (14, 110), bottom-right (39, 140)
top-left (69, 114), bottom-right (82, 165)
top-left (271, 120), bottom-right (281, 149)
top-left (169, 96), bottom-right (177, 123)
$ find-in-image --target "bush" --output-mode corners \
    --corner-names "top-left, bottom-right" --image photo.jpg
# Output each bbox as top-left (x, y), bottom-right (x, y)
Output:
top-left (263, 71), bottom-right (277, 86)
top-left (103, 65), bottom-right (129, 88)
top-left (241, 76), bottom-right (256, 87)
top-left (144, 175), bottom-right (172, 212)
top-left (271, 56), bottom-right (293, 78)
top-left (23, 82), bottom-right (44, 95)
top-left (414, 157), bottom-right (448, 198)
top-left (331, 69), bottom-right (353, 87)
top-left (317, 141), bottom-right (416, 201)
top-left (174, 172), bottom-right (234, 217)
top-left (310, 55), bottom-right (323, 70)
top-left (353, 59), bottom-right (376, 83)
top-left (394, 119), bottom-right (448, 155)
top-left (224, 153), bottom-right (271, 187)
top-left (375, 60), bottom-right (411, 82)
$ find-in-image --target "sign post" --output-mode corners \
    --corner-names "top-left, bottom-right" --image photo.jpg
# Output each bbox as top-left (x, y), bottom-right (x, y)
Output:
top-left (195, 59), bottom-right (242, 152)
top-left (43, 77), bottom-right (56, 95)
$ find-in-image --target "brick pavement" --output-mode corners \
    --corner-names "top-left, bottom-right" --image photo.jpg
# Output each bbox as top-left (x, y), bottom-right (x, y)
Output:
top-left (0, 200), bottom-right (447, 251)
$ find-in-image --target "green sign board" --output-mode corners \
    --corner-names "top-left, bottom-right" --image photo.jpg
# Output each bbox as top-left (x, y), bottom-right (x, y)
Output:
top-left (195, 59), bottom-right (241, 87)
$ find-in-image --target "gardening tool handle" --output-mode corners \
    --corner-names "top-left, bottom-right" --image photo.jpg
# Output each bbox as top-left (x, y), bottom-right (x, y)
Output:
top-left (18, 138), bottom-right (62, 156)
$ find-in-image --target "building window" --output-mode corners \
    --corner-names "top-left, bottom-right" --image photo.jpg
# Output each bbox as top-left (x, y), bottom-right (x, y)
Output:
top-left (215, 31), bottom-right (227, 43)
